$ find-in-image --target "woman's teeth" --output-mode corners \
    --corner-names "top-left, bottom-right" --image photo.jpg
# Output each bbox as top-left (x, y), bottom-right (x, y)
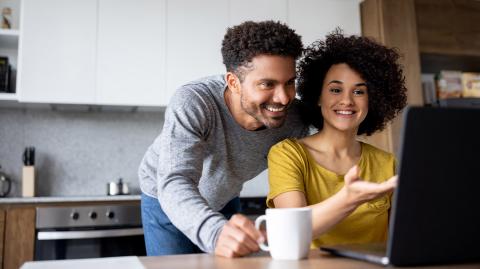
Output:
top-left (336, 110), bottom-right (354, 115)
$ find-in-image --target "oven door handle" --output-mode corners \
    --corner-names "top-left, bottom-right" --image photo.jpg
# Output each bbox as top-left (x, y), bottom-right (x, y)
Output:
top-left (37, 228), bottom-right (144, 240)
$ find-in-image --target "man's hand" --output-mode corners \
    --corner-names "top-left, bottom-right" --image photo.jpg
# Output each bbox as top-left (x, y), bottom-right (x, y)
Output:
top-left (342, 165), bottom-right (398, 206)
top-left (214, 214), bottom-right (265, 258)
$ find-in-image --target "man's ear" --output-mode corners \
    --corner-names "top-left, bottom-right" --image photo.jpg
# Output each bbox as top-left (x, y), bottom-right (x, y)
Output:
top-left (225, 72), bottom-right (241, 94)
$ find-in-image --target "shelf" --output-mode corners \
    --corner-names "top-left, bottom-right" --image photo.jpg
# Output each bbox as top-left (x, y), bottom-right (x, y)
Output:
top-left (0, 92), bottom-right (17, 101)
top-left (0, 29), bottom-right (19, 50)
top-left (420, 53), bottom-right (480, 74)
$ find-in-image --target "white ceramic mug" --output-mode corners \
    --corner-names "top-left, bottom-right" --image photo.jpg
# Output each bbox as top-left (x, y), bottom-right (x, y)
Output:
top-left (255, 208), bottom-right (312, 260)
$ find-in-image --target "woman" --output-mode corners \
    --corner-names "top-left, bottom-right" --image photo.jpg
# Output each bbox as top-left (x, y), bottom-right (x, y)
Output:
top-left (267, 31), bottom-right (407, 248)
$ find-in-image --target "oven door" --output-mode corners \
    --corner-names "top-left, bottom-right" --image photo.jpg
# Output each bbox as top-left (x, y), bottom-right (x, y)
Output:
top-left (35, 227), bottom-right (146, 260)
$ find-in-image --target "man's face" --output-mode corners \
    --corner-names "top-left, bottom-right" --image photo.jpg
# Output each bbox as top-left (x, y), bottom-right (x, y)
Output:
top-left (233, 55), bottom-right (296, 130)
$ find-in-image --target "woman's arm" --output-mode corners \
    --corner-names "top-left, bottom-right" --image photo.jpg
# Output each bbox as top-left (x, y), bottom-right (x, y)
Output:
top-left (273, 165), bottom-right (397, 239)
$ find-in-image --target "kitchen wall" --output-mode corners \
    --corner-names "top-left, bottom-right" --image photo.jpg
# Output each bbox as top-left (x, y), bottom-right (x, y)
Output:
top-left (0, 106), bottom-right (163, 196)
top-left (0, 105), bottom-right (269, 197)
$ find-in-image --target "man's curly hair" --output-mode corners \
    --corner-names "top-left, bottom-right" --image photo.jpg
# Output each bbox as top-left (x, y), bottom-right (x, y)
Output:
top-left (297, 30), bottom-right (407, 136)
top-left (221, 20), bottom-right (303, 81)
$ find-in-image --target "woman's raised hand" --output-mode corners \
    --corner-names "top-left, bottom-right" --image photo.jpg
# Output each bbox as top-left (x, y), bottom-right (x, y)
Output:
top-left (342, 165), bottom-right (398, 206)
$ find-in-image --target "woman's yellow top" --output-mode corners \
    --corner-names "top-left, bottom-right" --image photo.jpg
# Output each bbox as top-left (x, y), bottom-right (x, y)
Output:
top-left (267, 138), bottom-right (396, 248)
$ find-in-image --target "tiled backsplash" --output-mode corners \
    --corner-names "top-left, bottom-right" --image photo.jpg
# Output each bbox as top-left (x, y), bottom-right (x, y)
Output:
top-left (0, 106), bottom-right (164, 197)
top-left (0, 106), bottom-right (269, 198)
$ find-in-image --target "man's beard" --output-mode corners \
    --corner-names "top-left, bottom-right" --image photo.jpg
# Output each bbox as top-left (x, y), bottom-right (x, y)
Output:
top-left (240, 96), bottom-right (289, 129)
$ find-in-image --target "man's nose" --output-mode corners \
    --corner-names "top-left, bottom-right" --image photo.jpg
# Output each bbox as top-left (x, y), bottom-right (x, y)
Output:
top-left (272, 86), bottom-right (293, 105)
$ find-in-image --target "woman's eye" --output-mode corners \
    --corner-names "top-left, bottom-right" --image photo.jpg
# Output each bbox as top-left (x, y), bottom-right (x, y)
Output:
top-left (353, 89), bottom-right (366, 95)
top-left (329, 88), bottom-right (341, 94)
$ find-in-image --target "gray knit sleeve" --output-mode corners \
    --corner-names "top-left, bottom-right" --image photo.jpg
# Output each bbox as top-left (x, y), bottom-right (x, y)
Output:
top-left (155, 86), bottom-right (227, 253)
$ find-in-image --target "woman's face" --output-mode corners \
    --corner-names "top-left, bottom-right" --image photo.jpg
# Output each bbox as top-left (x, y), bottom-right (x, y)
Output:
top-left (319, 63), bottom-right (368, 133)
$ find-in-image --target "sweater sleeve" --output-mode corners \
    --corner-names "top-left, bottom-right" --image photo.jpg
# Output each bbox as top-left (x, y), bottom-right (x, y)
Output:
top-left (155, 86), bottom-right (227, 253)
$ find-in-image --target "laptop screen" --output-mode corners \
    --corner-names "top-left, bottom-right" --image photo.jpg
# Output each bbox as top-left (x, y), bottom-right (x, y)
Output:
top-left (388, 106), bottom-right (480, 265)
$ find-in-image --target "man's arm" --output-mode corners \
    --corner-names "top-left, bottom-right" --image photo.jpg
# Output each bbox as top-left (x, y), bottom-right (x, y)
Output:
top-left (155, 87), bottom-right (263, 255)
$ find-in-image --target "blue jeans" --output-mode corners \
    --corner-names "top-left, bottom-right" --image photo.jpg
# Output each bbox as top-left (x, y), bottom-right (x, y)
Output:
top-left (141, 194), bottom-right (240, 256)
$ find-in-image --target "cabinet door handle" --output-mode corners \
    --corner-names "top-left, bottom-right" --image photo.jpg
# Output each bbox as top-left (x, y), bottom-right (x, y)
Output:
top-left (37, 228), bottom-right (143, 240)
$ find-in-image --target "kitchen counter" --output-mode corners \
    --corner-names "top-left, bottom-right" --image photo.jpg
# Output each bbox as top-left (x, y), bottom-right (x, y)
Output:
top-left (0, 194), bottom-right (141, 204)
top-left (20, 250), bottom-right (480, 269)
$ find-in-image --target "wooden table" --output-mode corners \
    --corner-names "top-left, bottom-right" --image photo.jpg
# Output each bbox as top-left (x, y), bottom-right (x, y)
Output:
top-left (139, 250), bottom-right (480, 269)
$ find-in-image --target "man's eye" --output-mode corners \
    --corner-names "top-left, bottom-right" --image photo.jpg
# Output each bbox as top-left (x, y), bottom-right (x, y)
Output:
top-left (329, 88), bottom-right (341, 94)
top-left (260, 82), bottom-right (273, 88)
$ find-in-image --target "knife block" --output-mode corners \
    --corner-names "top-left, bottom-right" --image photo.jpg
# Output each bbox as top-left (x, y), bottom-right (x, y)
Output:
top-left (22, 165), bottom-right (35, 197)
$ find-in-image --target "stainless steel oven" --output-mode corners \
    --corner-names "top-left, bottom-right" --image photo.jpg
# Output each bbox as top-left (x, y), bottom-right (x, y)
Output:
top-left (34, 204), bottom-right (146, 260)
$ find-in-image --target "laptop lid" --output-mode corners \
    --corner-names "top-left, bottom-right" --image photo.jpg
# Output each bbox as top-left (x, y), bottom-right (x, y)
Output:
top-left (321, 107), bottom-right (480, 266)
top-left (387, 106), bottom-right (480, 266)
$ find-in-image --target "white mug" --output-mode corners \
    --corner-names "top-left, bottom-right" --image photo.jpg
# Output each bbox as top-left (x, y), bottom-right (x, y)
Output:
top-left (255, 208), bottom-right (312, 260)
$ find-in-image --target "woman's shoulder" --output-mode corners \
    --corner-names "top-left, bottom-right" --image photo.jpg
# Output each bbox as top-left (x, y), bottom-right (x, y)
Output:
top-left (271, 138), bottom-right (302, 151)
top-left (269, 138), bottom-right (307, 160)
top-left (361, 142), bottom-right (395, 163)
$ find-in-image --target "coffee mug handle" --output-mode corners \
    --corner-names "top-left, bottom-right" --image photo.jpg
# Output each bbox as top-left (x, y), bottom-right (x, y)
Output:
top-left (254, 215), bottom-right (269, 251)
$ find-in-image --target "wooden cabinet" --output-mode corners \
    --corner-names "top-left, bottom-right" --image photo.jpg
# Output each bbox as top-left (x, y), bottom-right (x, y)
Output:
top-left (3, 207), bottom-right (35, 269)
top-left (360, 0), bottom-right (480, 155)
top-left (0, 199), bottom-right (141, 269)
top-left (360, 0), bottom-right (423, 155)
top-left (0, 209), bottom-right (5, 268)
top-left (415, 0), bottom-right (480, 57)
top-left (1, 206), bottom-right (35, 269)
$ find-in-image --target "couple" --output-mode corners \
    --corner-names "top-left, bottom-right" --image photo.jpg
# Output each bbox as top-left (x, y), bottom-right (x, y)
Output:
top-left (138, 21), bottom-right (407, 258)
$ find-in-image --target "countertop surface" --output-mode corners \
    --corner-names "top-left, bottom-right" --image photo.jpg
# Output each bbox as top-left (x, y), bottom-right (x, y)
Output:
top-left (20, 250), bottom-right (480, 269)
top-left (0, 194), bottom-right (141, 204)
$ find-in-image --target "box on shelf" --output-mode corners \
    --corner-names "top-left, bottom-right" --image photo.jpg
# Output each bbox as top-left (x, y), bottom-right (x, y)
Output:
top-left (462, 72), bottom-right (480, 98)
top-left (421, 73), bottom-right (437, 105)
top-left (437, 70), bottom-right (463, 99)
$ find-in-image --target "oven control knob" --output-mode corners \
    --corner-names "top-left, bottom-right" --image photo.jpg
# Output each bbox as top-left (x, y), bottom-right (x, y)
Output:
top-left (70, 212), bottom-right (79, 220)
top-left (89, 211), bottom-right (97, 219)
top-left (106, 211), bottom-right (115, 219)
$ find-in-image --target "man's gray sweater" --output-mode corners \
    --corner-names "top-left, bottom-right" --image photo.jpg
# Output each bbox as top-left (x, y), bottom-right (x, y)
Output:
top-left (138, 75), bottom-right (308, 253)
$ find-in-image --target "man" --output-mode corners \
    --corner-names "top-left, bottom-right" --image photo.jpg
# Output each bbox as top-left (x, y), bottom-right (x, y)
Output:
top-left (138, 20), bottom-right (308, 258)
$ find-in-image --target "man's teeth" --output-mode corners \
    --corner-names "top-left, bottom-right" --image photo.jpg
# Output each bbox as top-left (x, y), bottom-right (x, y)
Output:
top-left (336, 110), bottom-right (354, 115)
top-left (265, 106), bottom-right (285, 112)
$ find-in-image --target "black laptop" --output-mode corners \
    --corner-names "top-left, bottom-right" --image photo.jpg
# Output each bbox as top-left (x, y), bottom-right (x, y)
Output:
top-left (320, 106), bottom-right (480, 266)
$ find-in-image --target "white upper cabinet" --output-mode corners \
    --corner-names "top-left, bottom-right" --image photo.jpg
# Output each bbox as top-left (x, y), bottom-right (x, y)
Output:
top-left (165, 0), bottom-right (228, 99)
top-left (18, 0), bottom-right (97, 104)
top-left (16, 0), bottom-right (361, 107)
top-left (96, 0), bottom-right (166, 106)
top-left (287, 0), bottom-right (361, 46)
top-left (229, 0), bottom-right (287, 26)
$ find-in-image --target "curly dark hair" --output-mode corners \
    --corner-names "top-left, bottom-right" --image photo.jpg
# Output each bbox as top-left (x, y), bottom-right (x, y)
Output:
top-left (221, 20), bottom-right (303, 80)
top-left (297, 30), bottom-right (407, 136)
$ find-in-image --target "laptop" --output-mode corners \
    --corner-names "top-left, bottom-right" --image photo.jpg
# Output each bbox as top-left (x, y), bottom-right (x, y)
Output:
top-left (320, 106), bottom-right (480, 266)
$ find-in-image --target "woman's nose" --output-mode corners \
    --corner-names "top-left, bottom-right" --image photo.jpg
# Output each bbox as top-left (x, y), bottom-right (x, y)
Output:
top-left (339, 92), bottom-right (354, 105)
